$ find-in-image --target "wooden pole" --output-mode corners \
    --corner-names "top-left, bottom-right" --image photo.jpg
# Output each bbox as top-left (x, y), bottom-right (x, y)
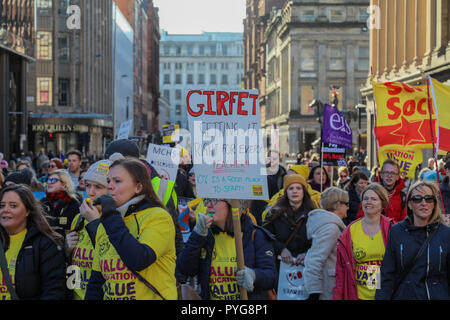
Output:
top-left (231, 199), bottom-right (248, 300)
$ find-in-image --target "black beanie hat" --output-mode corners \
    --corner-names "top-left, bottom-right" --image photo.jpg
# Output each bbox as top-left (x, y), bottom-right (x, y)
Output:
top-left (104, 139), bottom-right (140, 159)
top-left (4, 171), bottom-right (32, 186)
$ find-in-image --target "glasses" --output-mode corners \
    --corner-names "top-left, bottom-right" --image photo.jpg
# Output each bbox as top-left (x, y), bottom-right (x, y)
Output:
top-left (47, 177), bottom-right (60, 184)
top-left (381, 171), bottom-right (399, 177)
top-left (410, 195), bottom-right (435, 204)
top-left (49, 164), bottom-right (57, 169)
top-left (340, 175), bottom-right (348, 178)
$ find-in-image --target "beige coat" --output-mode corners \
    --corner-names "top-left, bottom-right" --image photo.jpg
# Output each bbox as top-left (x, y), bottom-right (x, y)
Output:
top-left (303, 209), bottom-right (346, 300)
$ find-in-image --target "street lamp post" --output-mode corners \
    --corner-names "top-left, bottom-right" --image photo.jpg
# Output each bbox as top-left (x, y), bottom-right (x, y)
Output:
top-left (355, 104), bottom-right (366, 164)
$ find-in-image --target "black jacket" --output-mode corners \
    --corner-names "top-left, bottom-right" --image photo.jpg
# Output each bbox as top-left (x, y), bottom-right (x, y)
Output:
top-left (10, 224), bottom-right (66, 300)
top-left (40, 196), bottom-right (80, 237)
top-left (440, 176), bottom-right (450, 214)
top-left (343, 185), bottom-right (361, 226)
top-left (376, 218), bottom-right (450, 300)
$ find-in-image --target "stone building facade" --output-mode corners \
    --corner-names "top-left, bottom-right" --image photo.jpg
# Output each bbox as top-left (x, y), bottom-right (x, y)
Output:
top-left (361, 0), bottom-right (450, 169)
top-left (264, 0), bottom-right (370, 156)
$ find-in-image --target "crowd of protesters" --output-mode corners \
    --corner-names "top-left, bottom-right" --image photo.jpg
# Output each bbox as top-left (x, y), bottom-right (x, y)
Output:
top-left (0, 145), bottom-right (449, 300)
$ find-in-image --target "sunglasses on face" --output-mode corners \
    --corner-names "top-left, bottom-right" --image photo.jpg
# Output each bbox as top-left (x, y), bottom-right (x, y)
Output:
top-left (47, 177), bottom-right (60, 184)
top-left (340, 175), bottom-right (348, 178)
top-left (410, 195), bottom-right (435, 204)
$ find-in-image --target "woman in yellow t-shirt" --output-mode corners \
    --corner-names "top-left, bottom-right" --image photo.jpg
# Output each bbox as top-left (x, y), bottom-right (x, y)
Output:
top-left (85, 157), bottom-right (177, 300)
top-left (0, 184), bottom-right (66, 300)
top-left (333, 183), bottom-right (394, 300)
top-left (64, 159), bottom-right (112, 300)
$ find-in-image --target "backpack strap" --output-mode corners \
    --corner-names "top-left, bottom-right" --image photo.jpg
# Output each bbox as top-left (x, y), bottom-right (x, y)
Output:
top-left (0, 238), bottom-right (19, 300)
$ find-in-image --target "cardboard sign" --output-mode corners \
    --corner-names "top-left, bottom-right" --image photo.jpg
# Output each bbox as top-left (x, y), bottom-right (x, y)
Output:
top-left (117, 120), bottom-right (133, 140)
top-left (162, 124), bottom-right (180, 144)
top-left (321, 143), bottom-right (346, 166)
top-left (186, 90), bottom-right (269, 200)
top-left (146, 143), bottom-right (181, 181)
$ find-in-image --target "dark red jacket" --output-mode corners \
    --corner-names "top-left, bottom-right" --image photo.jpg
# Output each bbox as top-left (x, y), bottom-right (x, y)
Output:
top-left (356, 176), bottom-right (406, 223)
top-left (332, 215), bottom-right (394, 300)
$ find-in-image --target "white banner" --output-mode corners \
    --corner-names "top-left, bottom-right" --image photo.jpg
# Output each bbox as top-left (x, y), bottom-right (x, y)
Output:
top-left (146, 143), bottom-right (181, 182)
top-left (187, 89), bottom-right (269, 200)
top-left (117, 120), bottom-right (133, 140)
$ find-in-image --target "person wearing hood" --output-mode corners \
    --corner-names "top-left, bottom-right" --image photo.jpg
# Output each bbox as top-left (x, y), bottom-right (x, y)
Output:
top-left (376, 181), bottom-right (450, 300)
top-left (356, 159), bottom-right (406, 223)
top-left (303, 187), bottom-right (348, 300)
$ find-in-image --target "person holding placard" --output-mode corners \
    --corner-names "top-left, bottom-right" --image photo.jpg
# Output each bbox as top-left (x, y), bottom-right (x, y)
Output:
top-left (176, 198), bottom-right (277, 300)
top-left (333, 183), bottom-right (394, 300)
top-left (263, 174), bottom-right (317, 270)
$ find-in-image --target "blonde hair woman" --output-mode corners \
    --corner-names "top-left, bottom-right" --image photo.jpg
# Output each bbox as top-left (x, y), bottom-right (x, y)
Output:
top-left (40, 169), bottom-right (80, 236)
top-left (303, 187), bottom-right (348, 300)
top-left (376, 181), bottom-right (450, 300)
top-left (333, 183), bottom-right (394, 300)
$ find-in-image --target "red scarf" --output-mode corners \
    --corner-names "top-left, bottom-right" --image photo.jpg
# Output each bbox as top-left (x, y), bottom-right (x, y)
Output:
top-left (46, 191), bottom-right (73, 210)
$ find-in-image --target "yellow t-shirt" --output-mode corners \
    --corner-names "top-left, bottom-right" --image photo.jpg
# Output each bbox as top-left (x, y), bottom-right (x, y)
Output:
top-left (92, 207), bottom-right (177, 300)
top-left (350, 220), bottom-right (385, 300)
top-left (0, 228), bottom-right (27, 300)
top-left (70, 214), bottom-right (94, 300)
top-left (209, 232), bottom-right (240, 300)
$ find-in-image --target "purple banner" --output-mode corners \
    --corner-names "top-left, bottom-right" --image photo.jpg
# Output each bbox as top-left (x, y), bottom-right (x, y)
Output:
top-left (322, 104), bottom-right (353, 149)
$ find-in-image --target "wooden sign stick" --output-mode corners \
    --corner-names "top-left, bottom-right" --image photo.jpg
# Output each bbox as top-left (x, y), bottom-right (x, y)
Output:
top-left (231, 199), bottom-right (248, 300)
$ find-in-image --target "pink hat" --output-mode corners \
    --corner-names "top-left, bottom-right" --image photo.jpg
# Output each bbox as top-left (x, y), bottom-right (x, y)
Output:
top-left (0, 160), bottom-right (8, 169)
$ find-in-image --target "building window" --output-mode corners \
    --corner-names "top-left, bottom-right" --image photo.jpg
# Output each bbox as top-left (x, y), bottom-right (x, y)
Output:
top-left (36, 0), bottom-right (52, 14)
top-left (329, 46), bottom-right (345, 70)
top-left (221, 63), bottom-right (228, 70)
top-left (163, 90), bottom-right (170, 100)
top-left (37, 77), bottom-right (52, 107)
top-left (175, 89), bottom-right (182, 100)
top-left (187, 63), bottom-right (194, 70)
top-left (199, 46), bottom-right (205, 55)
top-left (187, 74), bottom-right (194, 84)
top-left (300, 46), bottom-right (316, 71)
top-left (163, 46), bottom-right (170, 55)
top-left (358, 45), bottom-right (370, 70)
top-left (210, 45), bottom-right (216, 56)
top-left (176, 105), bottom-right (181, 115)
top-left (210, 74), bottom-right (217, 85)
top-left (176, 46), bottom-right (182, 56)
top-left (358, 7), bottom-right (370, 23)
top-left (37, 31), bottom-right (52, 60)
top-left (221, 74), bottom-right (228, 85)
top-left (175, 74), bottom-right (182, 84)
top-left (58, 78), bottom-right (70, 106)
top-left (175, 63), bottom-right (182, 70)
top-left (198, 74), bottom-right (205, 84)
top-left (301, 85), bottom-right (315, 115)
top-left (210, 63), bottom-right (217, 70)
top-left (163, 74), bottom-right (170, 84)
top-left (198, 63), bottom-right (206, 70)
top-left (58, 0), bottom-right (70, 15)
top-left (329, 9), bottom-right (345, 22)
top-left (58, 35), bottom-right (70, 62)
top-left (187, 46), bottom-right (193, 55)
top-left (300, 10), bottom-right (316, 22)
top-left (222, 45), bottom-right (228, 56)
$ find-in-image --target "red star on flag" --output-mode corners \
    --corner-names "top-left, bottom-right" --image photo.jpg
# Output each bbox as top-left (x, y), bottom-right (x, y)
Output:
top-left (390, 116), bottom-right (426, 146)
